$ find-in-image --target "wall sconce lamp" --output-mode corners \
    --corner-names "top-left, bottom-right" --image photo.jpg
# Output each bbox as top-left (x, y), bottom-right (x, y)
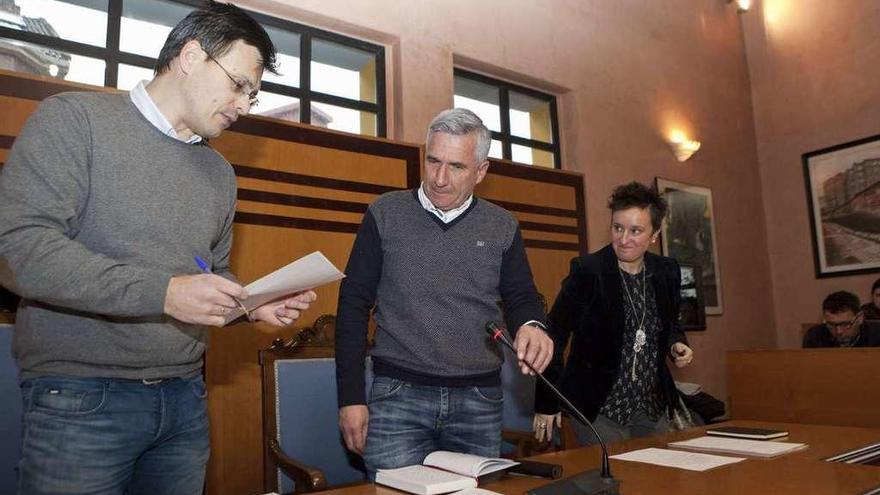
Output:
top-left (669, 132), bottom-right (701, 162)
top-left (730, 0), bottom-right (751, 13)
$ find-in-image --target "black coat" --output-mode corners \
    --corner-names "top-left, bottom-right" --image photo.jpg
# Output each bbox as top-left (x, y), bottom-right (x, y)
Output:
top-left (802, 321), bottom-right (880, 348)
top-left (535, 244), bottom-right (688, 421)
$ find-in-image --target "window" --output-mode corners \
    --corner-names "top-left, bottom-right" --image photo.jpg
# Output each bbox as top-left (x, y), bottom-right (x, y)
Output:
top-left (454, 69), bottom-right (560, 168)
top-left (0, 0), bottom-right (386, 137)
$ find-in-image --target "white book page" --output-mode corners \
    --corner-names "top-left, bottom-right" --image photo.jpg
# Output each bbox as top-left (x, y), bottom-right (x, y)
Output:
top-left (375, 465), bottom-right (475, 494)
top-left (670, 436), bottom-right (806, 456)
top-left (423, 451), bottom-right (517, 477)
top-left (222, 251), bottom-right (344, 324)
top-left (611, 448), bottom-right (745, 471)
top-left (452, 489), bottom-right (504, 495)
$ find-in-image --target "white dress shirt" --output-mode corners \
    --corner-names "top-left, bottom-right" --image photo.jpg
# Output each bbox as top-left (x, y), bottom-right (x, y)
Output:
top-left (129, 80), bottom-right (202, 144)
top-left (417, 183), bottom-right (473, 224)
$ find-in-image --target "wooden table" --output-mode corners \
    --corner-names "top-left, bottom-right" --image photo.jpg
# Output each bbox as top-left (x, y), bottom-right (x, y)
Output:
top-left (318, 421), bottom-right (880, 495)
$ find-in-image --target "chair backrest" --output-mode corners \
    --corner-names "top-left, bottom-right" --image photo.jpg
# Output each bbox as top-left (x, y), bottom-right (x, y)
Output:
top-left (0, 325), bottom-right (22, 494)
top-left (500, 355), bottom-right (537, 433)
top-left (262, 351), bottom-right (372, 493)
top-left (500, 356), bottom-right (575, 452)
top-left (801, 322), bottom-right (819, 338)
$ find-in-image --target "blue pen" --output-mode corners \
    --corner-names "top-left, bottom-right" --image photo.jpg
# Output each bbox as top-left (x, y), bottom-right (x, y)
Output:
top-left (194, 256), bottom-right (211, 273)
top-left (194, 256), bottom-right (251, 320)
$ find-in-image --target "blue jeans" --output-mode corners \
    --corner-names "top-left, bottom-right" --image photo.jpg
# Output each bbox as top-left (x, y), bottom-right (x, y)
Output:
top-left (17, 375), bottom-right (209, 495)
top-left (364, 376), bottom-right (503, 476)
top-left (571, 410), bottom-right (669, 446)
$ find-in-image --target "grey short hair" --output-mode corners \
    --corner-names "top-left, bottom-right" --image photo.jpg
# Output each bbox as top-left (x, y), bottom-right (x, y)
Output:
top-left (426, 108), bottom-right (492, 164)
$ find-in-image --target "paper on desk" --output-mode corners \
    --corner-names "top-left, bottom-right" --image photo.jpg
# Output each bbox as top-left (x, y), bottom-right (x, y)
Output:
top-left (223, 251), bottom-right (344, 325)
top-left (610, 447), bottom-right (745, 472)
top-left (669, 436), bottom-right (807, 458)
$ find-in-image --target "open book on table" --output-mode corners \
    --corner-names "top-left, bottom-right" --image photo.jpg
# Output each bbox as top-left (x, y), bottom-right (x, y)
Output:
top-left (375, 451), bottom-right (518, 495)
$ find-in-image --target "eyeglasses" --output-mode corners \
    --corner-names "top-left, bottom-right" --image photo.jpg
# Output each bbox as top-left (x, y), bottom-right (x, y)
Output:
top-left (824, 319), bottom-right (857, 330)
top-left (204, 52), bottom-right (260, 108)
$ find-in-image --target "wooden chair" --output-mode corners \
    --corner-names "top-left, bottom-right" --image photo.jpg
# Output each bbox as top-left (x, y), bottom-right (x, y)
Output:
top-left (500, 355), bottom-right (573, 457)
top-left (500, 354), bottom-right (541, 458)
top-left (260, 329), bottom-right (372, 494)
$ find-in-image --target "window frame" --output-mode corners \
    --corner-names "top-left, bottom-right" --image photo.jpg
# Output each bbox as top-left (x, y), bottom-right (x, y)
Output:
top-left (454, 68), bottom-right (561, 168)
top-left (0, 0), bottom-right (387, 136)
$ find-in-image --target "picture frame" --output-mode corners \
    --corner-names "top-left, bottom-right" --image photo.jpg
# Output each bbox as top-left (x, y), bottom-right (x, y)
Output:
top-left (655, 178), bottom-right (723, 315)
top-left (678, 263), bottom-right (706, 331)
top-left (802, 134), bottom-right (880, 278)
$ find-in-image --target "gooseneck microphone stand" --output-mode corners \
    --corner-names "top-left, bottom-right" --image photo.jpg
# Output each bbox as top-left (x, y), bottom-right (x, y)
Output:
top-left (486, 321), bottom-right (620, 495)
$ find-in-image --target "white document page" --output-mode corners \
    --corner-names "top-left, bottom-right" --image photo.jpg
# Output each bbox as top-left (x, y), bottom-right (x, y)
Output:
top-left (610, 447), bottom-right (745, 471)
top-left (423, 451), bottom-right (517, 478)
top-left (222, 251), bottom-right (344, 324)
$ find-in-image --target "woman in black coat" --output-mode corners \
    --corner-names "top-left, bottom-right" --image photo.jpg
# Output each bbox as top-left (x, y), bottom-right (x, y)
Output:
top-left (533, 182), bottom-right (694, 445)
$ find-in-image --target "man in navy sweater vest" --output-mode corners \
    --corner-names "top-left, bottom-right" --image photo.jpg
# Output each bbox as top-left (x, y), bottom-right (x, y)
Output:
top-left (335, 108), bottom-right (553, 475)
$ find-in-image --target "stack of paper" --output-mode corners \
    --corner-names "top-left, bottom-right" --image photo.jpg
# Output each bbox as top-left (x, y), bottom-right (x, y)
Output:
top-left (610, 448), bottom-right (745, 472)
top-left (668, 436), bottom-right (807, 458)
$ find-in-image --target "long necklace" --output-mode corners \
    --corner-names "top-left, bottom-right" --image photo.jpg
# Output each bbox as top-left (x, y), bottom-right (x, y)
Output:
top-left (619, 262), bottom-right (647, 381)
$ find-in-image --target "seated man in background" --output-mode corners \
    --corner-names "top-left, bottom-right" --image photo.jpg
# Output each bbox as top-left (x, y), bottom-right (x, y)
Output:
top-left (803, 291), bottom-right (880, 348)
top-left (861, 278), bottom-right (880, 320)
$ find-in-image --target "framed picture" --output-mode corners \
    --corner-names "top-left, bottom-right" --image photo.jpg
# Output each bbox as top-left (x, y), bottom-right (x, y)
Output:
top-left (655, 178), bottom-right (723, 315)
top-left (678, 263), bottom-right (706, 331)
top-left (803, 134), bottom-right (880, 278)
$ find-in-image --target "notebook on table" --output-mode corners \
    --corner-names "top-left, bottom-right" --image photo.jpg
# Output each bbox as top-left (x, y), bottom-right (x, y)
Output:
top-left (706, 426), bottom-right (789, 440)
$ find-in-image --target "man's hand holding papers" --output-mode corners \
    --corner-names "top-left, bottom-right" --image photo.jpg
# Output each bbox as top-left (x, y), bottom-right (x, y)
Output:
top-left (223, 251), bottom-right (345, 325)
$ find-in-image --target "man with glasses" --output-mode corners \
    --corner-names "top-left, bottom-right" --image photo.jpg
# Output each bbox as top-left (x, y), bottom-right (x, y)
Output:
top-left (0, 2), bottom-right (315, 494)
top-left (803, 291), bottom-right (880, 348)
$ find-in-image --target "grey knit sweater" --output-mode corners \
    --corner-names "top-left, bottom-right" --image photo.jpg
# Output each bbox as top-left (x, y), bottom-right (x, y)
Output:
top-left (335, 190), bottom-right (544, 406)
top-left (0, 92), bottom-right (237, 381)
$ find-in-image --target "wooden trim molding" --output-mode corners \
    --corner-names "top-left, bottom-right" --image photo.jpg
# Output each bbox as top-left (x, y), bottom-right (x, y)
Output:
top-left (0, 135), bottom-right (15, 149)
top-left (234, 212), bottom-right (360, 234)
top-left (232, 164), bottom-right (398, 196)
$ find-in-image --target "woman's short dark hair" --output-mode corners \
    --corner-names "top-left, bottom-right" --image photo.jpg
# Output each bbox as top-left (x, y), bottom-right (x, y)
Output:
top-left (872, 278), bottom-right (880, 294)
top-left (155, 0), bottom-right (278, 76)
top-left (608, 182), bottom-right (668, 232)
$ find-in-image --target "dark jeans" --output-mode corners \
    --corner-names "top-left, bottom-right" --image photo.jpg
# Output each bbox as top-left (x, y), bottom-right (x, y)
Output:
top-left (364, 376), bottom-right (503, 477)
top-left (18, 375), bottom-right (209, 495)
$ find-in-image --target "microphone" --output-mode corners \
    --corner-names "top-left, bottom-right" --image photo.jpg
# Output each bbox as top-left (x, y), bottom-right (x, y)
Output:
top-left (486, 321), bottom-right (619, 495)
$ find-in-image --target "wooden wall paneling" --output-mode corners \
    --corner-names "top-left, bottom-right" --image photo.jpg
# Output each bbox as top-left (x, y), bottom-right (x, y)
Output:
top-left (478, 158), bottom-right (587, 306)
top-left (727, 349), bottom-right (880, 428)
top-left (0, 97), bottom-right (40, 137)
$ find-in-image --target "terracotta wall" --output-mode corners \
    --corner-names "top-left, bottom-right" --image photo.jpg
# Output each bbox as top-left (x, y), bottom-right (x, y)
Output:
top-left (237, 0), bottom-right (778, 399)
top-left (742, 0), bottom-right (880, 348)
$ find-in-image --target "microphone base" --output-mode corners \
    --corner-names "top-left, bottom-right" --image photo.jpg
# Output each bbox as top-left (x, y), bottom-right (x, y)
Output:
top-left (526, 468), bottom-right (620, 495)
